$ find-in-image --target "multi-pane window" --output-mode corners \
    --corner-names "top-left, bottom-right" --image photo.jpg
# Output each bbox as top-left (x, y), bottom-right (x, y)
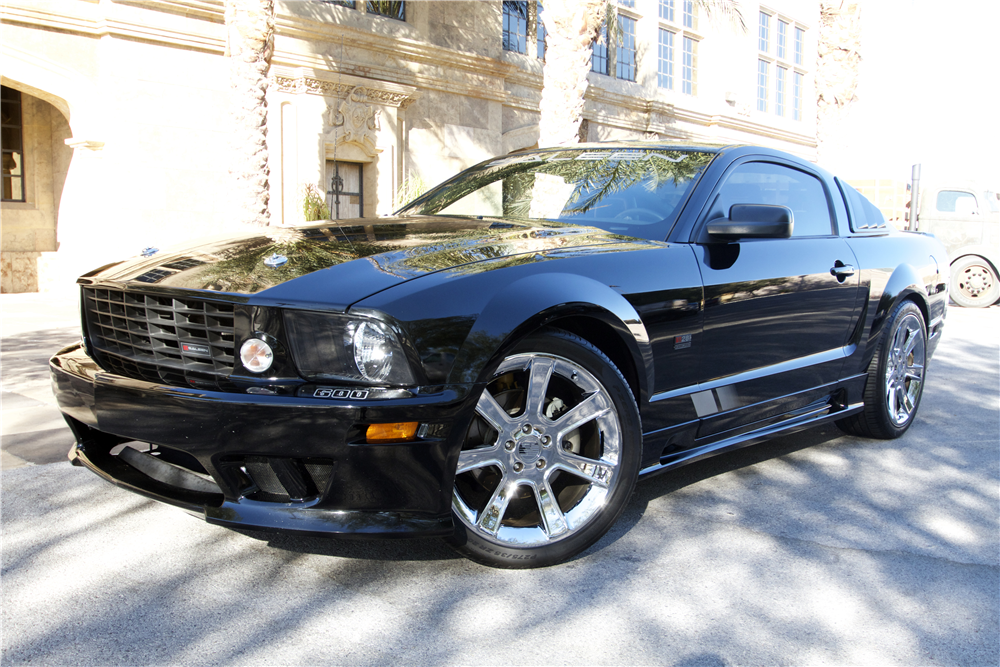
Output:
top-left (325, 1), bottom-right (405, 21)
top-left (758, 11), bottom-right (770, 51)
top-left (758, 8), bottom-right (806, 120)
top-left (617, 15), bottom-right (637, 81)
top-left (366, 0), bottom-right (404, 20)
top-left (775, 66), bottom-right (786, 116)
top-left (682, 37), bottom-right (696, 95)
top-left (502, 0), bottom-right (529, 54)
top-left (536, 1), bottom-right (547, 59)
top-left (683, 0), bottom-right (695, 28)
top-left (757, 59), bottom-right (769, 112)
top-left (1, 86), bottom-right (24, 202)
top-left (793, 71), bottom-right (803, 121)
top-left (659, 0), bottom-right (674, 21)
top-left (657, 29), bottom-right (674, 89)
top-left (591, 24), bottom-right (609, 74)
top-left (618, 0), bottom-right (635, 7)
top-left (658, 0), bottom-right (696, 95)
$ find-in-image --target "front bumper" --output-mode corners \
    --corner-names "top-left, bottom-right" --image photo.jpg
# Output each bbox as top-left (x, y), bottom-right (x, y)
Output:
top-left (51, 342), bottom-right (478, 538)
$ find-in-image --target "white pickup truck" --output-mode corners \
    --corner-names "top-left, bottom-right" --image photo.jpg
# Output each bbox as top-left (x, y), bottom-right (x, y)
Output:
top-left (911, 183), bottom-right (1000, 307)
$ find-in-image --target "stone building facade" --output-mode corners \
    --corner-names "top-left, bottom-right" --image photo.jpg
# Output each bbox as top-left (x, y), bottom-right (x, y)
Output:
top-left (1, 0), bottom-right (819, 292)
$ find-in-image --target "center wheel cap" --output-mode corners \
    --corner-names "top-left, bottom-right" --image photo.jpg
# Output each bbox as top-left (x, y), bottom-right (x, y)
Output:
top-left (515, 436), bottom-right (541, 463)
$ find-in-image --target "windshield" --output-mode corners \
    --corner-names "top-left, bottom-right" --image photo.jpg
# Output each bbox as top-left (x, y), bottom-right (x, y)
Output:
top-left (399, 147), bottom-right (717, 240)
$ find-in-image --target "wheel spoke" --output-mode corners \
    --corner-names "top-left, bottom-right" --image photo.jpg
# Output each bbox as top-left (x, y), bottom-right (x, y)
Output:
top-left (475, 390), bottom-right (512, 432)
top-left (886, 382), bottom-right (898, 416)
top-left (532, 479), bottom-right (569, 539)
top-left (456, 445), bottom-right (503, 474)
top-left (905, 363), bottom-right (924, 382)
top-left (552, 391), bottom-right (611, 438)
top-left (477, 480), bottom-right (514, 536)
top-left (553, 449), bottom-right (615, 488)
top-left (525, 357), bottom-right (555, 420)
top-left (903, 327), bottom-right (920, 358)
top-left (901, 388), bottom-right (915, 416)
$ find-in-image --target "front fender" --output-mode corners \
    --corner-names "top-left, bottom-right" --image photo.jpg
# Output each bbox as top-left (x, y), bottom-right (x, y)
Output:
top-left (448, 272), bottom-right (653, 401)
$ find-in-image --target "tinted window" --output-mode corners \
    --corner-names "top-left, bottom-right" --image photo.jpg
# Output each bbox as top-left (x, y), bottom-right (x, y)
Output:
top-left (936, 190), bottom-right (978, 214)
top-left (401, 148), bottom-right (717, 241)
top-left (710, 162), bottom-right (832, 236)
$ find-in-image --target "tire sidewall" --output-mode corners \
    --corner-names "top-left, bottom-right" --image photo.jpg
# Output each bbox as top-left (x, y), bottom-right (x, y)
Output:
top-left (448, 328), bottom-right (642, 569)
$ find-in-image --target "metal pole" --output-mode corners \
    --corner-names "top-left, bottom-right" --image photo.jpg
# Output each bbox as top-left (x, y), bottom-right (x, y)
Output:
top-left (909, 164), bottom-right (921, 231)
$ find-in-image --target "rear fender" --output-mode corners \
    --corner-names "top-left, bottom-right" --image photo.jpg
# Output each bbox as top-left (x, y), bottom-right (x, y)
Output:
top-left (869, 263), bottom-right (931, 352)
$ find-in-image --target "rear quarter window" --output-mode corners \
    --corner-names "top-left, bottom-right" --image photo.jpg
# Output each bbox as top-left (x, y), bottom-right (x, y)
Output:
top-left (837, 178), bottom-right (888, 232)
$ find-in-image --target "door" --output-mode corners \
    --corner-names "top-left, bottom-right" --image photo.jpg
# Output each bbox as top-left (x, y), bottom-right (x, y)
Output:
top-left (692, 160), bottom-right (860, 437)
top-left (326, 161), bottom-right (364, 220)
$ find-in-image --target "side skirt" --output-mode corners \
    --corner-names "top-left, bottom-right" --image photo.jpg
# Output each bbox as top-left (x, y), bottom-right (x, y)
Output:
top-left (638, 400), bottom-right (864, 479)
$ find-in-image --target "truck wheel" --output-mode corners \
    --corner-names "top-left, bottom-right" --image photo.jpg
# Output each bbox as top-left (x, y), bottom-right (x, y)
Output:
top-left (950, 255), bottom-right (999, 308)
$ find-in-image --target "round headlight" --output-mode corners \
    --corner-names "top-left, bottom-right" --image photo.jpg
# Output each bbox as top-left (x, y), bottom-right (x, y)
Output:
top-left (240, 338), bottom-right (274, 373)
top-left (353, 322), bottom-right (396, 383)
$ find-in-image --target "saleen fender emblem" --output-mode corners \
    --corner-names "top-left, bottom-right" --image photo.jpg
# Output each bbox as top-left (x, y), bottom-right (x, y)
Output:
top-left (264, 253), bottom-right (288, 268)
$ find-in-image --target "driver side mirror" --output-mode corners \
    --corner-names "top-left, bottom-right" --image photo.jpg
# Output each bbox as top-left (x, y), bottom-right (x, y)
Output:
top-left (706, 204), bottom-right (794, 239)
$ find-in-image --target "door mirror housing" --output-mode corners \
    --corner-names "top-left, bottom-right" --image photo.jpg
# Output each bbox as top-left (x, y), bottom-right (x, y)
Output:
top-left (706, 204), bottom-right (794, 239)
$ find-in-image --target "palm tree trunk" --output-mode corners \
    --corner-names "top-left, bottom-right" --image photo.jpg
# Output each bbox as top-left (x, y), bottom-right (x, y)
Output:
top-left (816, 2), bottom-right (862, 162)
top-left (536, 0), bottom-right (605, 148)
top-left (225, 0), bottom-right (274, 227)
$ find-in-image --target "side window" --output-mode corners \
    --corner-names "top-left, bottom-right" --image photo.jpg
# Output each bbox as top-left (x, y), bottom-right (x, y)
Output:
top-left (709, 162), bottom-right (833, 237)
top-left (936, 190), bottom-right (978, 214)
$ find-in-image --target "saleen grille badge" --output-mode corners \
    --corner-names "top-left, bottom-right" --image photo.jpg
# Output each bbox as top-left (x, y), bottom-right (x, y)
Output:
top-left (182, 343), bottom-right (212, 356)
top-left (264, 253), bottom-right (288, 268)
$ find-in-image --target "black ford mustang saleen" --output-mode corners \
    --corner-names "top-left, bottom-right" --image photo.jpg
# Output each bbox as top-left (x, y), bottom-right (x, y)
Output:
top-left (51, 143), bottom-right (948, 568)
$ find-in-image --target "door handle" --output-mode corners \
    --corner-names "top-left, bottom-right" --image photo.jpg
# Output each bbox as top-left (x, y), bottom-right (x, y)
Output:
top-left (830, 261), bottom-right (855, 281)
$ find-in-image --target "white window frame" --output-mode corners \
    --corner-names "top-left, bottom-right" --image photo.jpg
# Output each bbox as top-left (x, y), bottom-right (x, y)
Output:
top-left (758, 6), bottom-right (808, 120)
top-left (658, 1), bottom-right (700, 95)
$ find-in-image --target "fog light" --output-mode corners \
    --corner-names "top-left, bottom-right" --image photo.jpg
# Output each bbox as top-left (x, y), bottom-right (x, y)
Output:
top-left (240, 338), bottom-right (274, 373)
top-left (366, 422), bottom-right (419, 443)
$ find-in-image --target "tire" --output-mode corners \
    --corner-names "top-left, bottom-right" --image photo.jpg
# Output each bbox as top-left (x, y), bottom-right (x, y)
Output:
top-left (950, 255), bottom-right (999, 308)
top-left (447, 329), bottom-right (641, 568)
top-left (837, 300), bottom-right (927, 439)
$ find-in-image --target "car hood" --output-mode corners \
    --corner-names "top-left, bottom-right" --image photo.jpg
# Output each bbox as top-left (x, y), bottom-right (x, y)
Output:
top-left (83, 216), bottom-right (643, 309)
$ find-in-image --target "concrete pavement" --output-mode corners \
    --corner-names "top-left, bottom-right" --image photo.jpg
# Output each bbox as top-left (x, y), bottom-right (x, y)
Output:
top-left (1, 293), bottom-right (997, 665)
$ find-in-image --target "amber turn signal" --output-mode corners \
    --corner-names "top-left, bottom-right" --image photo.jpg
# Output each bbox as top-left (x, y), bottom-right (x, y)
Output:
top-left (365, 422), bottom-right (419, 443)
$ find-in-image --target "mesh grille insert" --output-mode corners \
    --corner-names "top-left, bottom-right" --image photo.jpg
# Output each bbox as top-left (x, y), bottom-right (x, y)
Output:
top-left (84, 287), bottom-right (236, 390)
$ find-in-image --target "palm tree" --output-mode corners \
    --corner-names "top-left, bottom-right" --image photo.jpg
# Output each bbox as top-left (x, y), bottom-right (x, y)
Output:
top-left (225, 0), bottom-right (275, 227)
top-left (536, 0), bottom-right (745, 148)
top-left (816, 1), bottom-right (861, 162)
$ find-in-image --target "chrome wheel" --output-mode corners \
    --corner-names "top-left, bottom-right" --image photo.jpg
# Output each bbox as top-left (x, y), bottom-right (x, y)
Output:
top-left (453, 352), bottom-right (623, 548)
top-left (836, 300), bottom-right (928, 440)
top-left (884, 312), bottom-right (925, 427)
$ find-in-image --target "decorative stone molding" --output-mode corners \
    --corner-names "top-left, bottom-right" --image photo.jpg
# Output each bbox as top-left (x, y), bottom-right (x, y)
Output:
top-left (326, 86), bottom-right (382, 157)
top-left (271, 72), bottom-right (417, 109)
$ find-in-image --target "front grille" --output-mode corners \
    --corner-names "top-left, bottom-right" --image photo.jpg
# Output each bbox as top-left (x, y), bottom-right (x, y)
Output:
top-left (83, 287), bottom-right (236, 390)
